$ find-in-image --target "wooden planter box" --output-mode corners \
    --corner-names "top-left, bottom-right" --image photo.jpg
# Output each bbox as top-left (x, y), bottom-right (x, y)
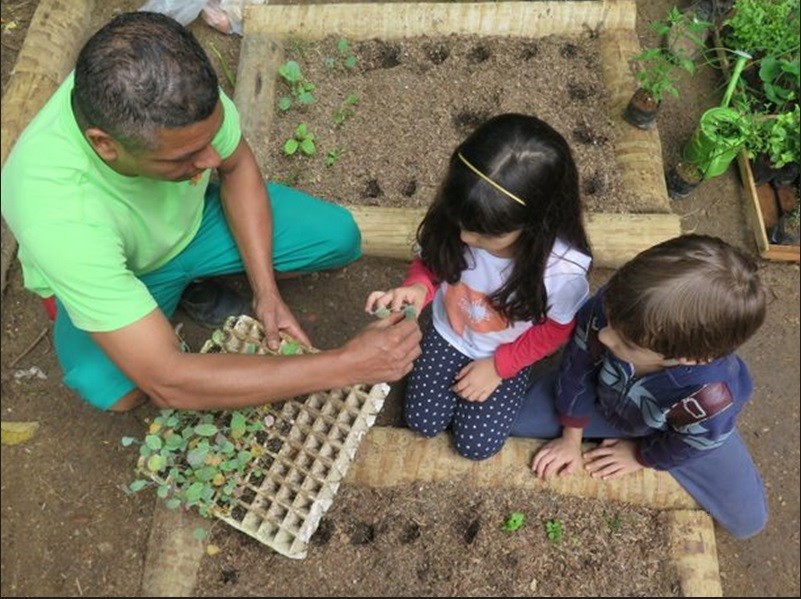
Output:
top-left (712, 31), bottom-right (800, 263)
top-left (737, 152), bottom-right (800, 262)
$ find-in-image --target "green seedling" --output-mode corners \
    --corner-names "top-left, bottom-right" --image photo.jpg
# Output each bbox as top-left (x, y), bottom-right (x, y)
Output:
top-left (326, 147), bottom-right (345, 167)
top-left (501, 512), bottom-right (526, 532)
top-left (121, 407), bottom-right (274, 518)
top-left (277, 60), bottom-right (316, 111)
top-left (337, 38), bottom-right (359, 69)
top-left (545, 519), bottom-right (564, 544)
top-left (333, 92), bottom-right (360, 126)
top-left (372, 304), bottom-right (417, 320)
top-left (283, 123), bottom-right (316, 156)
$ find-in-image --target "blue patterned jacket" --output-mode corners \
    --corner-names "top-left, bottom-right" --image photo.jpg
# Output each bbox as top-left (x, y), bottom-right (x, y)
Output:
top-left (555, 287), bottom-right (754, 470)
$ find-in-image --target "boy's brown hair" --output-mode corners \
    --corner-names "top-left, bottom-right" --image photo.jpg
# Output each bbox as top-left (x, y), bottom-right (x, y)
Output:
top-left (603, 234), bottom-right (768, 362)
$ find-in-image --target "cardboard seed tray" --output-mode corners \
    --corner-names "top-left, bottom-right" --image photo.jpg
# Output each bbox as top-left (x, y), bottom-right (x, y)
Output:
top-left (200, 315), bottom-right (389, 558)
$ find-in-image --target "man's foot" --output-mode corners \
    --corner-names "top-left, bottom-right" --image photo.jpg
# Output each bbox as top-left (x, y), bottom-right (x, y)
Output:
top-left (179, 279), bottom-right (252, 329)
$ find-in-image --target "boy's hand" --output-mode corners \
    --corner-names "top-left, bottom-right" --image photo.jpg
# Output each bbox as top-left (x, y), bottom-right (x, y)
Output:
top-left (365, 284), bottom-right (427, 317)
top-left (531, 430), bottom-right (583, 480)
top-left (583, 438), bottom-right (643, 480)
top-left (451, 358), bottom-right (501, 402)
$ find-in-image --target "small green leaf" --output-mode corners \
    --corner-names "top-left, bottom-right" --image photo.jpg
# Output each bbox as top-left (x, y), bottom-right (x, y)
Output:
top-left (278, 96), bottom-right (292, 111)
top-left (147, 454), bottom-right (167, 473)
top-left (129, 479), bottom-right (149, 492)
top-left (501, 512), bottom-right (525, 532)
top-left (194, 423), bottom-right (219, 437)
top-left (121, 436), bottom-right (138, 447)
top-left (284, 138), bottom-right (299, 155)
top-left (145, 434), bottom-right (163, 451)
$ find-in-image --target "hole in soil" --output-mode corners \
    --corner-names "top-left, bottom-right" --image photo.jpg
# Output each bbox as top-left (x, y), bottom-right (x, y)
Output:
top-left (583, 170), bottom-right (606, 196)
top-left (363, 178), bottom-right (383, 198)
top-left (311, 518), bottom-right (333, 546)
top-left (424, 42), bottom-right (450, 64)
top-left (519, 42), bottom-right (540, 60)
top-left (401, 522), bottom-right (421, 544)
top-left (377, 41), bottom-right (401, 68)
top-left (348, 521), bottom-right (375, 545)
top-left (452, 109), bottom-right (490, 136)
top-left (463, 516), bottom-right (481, 544)
top-left (219, 566), bottom-right (239, 585)
top-left (231, 505), bottom-right (247, 522)
top-left (402, 179), bottom-right (417, 197)
top-left (560, 42), bottom-right (579, 58)
top-left (567, 82), bottom-right (594, 101)
top-left (467, 44), bottom-right (491, 64)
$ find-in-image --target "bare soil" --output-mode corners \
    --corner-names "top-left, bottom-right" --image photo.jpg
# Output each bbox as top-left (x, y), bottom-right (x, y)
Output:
top-left (1, 1), bottom-right (799, 597)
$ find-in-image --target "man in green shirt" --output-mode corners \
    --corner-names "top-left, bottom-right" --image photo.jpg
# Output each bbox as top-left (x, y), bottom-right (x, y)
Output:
top-left (1, 11), bottom-right (421, 412)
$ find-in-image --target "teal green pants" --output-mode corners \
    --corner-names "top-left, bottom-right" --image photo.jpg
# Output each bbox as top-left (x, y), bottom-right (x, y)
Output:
top-left (53, 182), bottom-right (362, 410)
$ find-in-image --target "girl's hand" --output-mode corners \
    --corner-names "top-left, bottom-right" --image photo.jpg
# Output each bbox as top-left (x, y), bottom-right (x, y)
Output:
top-left (531, 432), bottom-right (583, 480)
top-left (451, 358), bottom-right (501, 402)
top-left (365, 284), bottom-right (427, 316)
top-left (582, 438), bottom-right (642, 480)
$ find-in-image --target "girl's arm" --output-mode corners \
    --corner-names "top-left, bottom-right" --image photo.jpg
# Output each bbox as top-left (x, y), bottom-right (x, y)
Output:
top-left (494, 318), bottom-right (575, 378)
top-left (402, 257), bottom-right (439, 307)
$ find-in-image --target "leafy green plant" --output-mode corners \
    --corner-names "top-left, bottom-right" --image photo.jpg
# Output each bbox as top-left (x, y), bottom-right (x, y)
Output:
top-left (121, 407), bottom-right (274, 518)
top-left (333, 92), bottom-right (360, 126)
top-left (545, 519), bottom-right (564, 544)
top-left (723, 0), bottom-right (800, 59)
top-left (501, 512), bottom-right (525, 532)
top-left (747, 105), bottom-right (801, 168)
top-left (325, 37), bottom-right (359, 70)
top-left (283, 123), bottom-right (316, 156)
top-left (631, 7), bottom-right (709, 102)
top-left (277, 60), bottom-right (316, 112)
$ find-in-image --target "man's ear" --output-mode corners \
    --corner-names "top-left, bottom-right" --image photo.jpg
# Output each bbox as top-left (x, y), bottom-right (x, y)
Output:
top-left (84, 127), bottom-right (120, 162)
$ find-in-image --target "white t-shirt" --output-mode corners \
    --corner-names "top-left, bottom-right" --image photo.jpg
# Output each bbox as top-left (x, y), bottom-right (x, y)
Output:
top-left (431, 237), bottom-right (591, 360)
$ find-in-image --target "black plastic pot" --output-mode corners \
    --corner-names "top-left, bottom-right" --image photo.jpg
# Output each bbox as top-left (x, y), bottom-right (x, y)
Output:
top-left (623, 88), bottom-right (660, 130)
top-left (666, 161), bottom-right (704, 199)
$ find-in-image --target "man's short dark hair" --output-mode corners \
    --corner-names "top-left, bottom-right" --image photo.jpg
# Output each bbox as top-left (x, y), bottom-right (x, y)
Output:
top-left (73, 11), bottom-right (219, 150)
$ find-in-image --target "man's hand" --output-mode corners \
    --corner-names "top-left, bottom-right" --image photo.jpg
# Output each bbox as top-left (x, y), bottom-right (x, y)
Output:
top-left (583, 438), bottom-right (643, 480)
top-left (451, 357), bottom-right (501, 402)
top-left (252, 287), bottom-right (310, 350)
top-left (340, 311), bottom-right (422, 385)
top-left (531, 428), bottom-right (583, 480)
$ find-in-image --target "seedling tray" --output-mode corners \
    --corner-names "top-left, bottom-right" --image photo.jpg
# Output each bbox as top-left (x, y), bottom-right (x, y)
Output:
top-left (137, 315), bottom-right (388, 559)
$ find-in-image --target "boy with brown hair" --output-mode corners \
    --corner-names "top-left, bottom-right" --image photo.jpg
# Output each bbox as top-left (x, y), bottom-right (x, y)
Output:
top-left (510, 234), bottom-right (769, 539)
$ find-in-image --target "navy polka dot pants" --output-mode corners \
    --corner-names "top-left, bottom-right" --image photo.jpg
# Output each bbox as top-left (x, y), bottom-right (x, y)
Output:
top-left (404, 326), bottom-right (530, 461)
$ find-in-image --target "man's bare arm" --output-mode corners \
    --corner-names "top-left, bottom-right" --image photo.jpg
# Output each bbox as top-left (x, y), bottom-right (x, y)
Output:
top-left (92, 308), bottom-right (421, 411)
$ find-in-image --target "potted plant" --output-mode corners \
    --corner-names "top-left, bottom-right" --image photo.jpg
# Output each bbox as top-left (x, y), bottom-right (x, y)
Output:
top-left (680, 51), bottom-right (753, 180)
top-left (623, 7), bottom-right (710, 129)
top-left (721, 0), bottom-right (800, 181)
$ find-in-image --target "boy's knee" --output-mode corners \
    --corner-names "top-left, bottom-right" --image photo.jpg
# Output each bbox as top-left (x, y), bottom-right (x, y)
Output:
top-left (63, 362), bottom-right (136, 412)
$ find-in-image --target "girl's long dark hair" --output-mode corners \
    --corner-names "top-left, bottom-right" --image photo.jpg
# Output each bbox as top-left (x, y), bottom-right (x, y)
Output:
top-left (417, 113), bottom-right (591, 322)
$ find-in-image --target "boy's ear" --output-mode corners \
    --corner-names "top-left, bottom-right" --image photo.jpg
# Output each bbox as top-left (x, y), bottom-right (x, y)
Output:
top-left (84, 127), bottom-right (120, 162)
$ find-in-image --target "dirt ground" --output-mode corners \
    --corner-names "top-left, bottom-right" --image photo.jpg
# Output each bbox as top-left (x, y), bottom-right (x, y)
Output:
top-left (1, 0), bottom-right (799, 597)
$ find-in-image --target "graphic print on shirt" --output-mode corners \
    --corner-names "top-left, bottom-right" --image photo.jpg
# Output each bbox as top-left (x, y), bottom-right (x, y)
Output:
top-left (442, 281), bottom-right (508, 336)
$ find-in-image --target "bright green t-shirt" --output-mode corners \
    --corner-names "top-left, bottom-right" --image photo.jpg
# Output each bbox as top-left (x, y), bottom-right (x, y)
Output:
top-left (0, 72), bottom-right (242, 332)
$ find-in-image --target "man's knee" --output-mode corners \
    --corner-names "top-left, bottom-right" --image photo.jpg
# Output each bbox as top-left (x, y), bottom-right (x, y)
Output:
top-left (327, 207), bottom-right (362, 265)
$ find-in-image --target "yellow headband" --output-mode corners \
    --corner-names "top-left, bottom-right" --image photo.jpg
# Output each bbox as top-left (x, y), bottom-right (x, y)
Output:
top-left (457, 152), bottom-right (526, 206)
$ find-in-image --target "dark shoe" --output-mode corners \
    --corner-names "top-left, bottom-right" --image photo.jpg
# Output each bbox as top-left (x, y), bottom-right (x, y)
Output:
top-left (179, 279), bottom-right (252, 329)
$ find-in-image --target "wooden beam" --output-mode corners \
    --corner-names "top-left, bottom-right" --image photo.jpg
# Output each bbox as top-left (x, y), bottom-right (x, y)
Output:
top-left (349, 205), bottom-right (681, 268)
top-left (1, 0), bottom-right (95, 296)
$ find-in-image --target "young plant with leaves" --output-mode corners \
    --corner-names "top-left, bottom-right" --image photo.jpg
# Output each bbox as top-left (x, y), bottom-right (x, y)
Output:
top-left (283, 123), bottom-right (317, 157)
top-left (277, 60), bottom-right (316, 112)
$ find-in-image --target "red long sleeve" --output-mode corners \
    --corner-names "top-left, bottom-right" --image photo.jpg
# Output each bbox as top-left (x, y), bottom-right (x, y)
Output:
top-left (494, 317), bottom-right (576, 378)
top-left (402, 257), bottom-right (439, 307)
